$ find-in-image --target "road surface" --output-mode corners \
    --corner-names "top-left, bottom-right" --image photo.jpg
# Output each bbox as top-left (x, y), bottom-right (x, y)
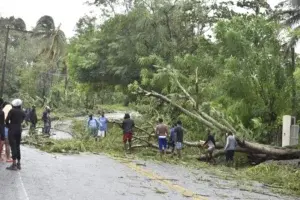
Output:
top-left (0, 146), bottom-right (297, 200)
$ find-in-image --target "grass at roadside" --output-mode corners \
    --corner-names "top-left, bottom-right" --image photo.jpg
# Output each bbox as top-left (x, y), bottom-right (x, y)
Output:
top-left (23, 119), bottom-right (300, 197)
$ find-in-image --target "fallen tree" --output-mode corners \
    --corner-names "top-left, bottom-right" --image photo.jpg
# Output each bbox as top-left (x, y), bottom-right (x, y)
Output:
top-left (134, 86), bottom-right (300, 162)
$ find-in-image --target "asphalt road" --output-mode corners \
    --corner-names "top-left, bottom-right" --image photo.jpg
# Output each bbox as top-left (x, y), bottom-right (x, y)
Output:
top-left (0, 146), bottom-right (297, 200)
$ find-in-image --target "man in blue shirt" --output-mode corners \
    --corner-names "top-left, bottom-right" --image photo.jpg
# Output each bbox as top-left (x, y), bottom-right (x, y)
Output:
top-left (99, 112), bottom-right (108, 137)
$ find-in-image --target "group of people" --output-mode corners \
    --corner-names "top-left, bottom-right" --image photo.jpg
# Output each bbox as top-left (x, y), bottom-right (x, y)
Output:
top-left (87, 112), bottom-right (237, 164)
top-left (155, 118), bottom-right (237, 164)
top-left (87, 113), bottom-right (109, 141)
top-left (0, 98), bottom-right (26, 170)
top-left (156, 118), bottom-right (184, 159)
top-left (203, 130), bottom-right (237, 165)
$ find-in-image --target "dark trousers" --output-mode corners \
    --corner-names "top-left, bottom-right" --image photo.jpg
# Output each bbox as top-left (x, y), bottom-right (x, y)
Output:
top-left (9, 130), bottom-right (21, 161)
top-left (226, 150), bottom-right (235, 162)
top-left (30, 123), bottom-right (36, 129)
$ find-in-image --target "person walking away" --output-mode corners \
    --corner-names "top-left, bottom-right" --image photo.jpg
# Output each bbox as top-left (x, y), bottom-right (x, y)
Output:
top-left (173, 120), bottom-right (184, 159)
top-left (98, 113), bottom-right (108, 138)
top-left (203, 130), bottom-right (216, 164)
top-left (29, 105), bottom-right (38, 133)
top-left (155, 118), bottom-right (168, 159)
top-left (42, 106), bottom-right (51, 135)
top-left (6, 99), bottom-right (25, 170)
top-left (122, 113), bottom-right (135, 153)
top-left (224, 132), bottom-right (237, 167)
top-left (168, 123), bottom-right (176, 154)
top-left (87, 114), bottom-right (100, 141)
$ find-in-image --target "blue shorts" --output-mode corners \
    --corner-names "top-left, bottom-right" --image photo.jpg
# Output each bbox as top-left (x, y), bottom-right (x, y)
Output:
top-left (158, 138), bottom-right (167, 151)
top-left (4, 127), bottom-right (8, 138)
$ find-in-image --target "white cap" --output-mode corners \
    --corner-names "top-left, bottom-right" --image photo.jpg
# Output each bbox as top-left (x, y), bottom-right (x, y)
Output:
top-left (11, 99), bottom-right (22, 107)
top-left (46, 106), bottom-right (50, 110)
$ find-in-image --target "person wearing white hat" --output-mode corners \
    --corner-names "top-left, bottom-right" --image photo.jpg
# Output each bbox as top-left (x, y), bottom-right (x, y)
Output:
top-left (5, 99), bottom-right (25, 170)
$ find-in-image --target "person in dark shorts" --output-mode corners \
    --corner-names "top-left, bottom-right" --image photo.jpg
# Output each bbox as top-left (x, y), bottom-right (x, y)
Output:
top-left (122, 113), bottom-right (135, 153)
top-left (29, 105), bottom-right (38, 131)
top-left (168, 123), bottom-right (176, 153)
top-left (6, 99), bottom-right (26, 170)
top-left (42, 106), bottom-right (51, 135)
top-left (155, 118), bottom-right (168, 158)
top-left (224, 132), bottom-right (237, 166)
top-left (173, 120), bottom-right (184, 159)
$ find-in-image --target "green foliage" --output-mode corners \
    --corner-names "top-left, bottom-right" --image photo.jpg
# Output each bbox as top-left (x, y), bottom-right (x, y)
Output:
top-left (244, 163), bottom-right (300, 195)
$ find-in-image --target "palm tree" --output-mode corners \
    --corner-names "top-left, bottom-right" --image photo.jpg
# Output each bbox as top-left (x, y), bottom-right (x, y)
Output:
top-left (33, 15), bottom-right (66, 63)
top-left (32, 15), bottom-right (67, 104)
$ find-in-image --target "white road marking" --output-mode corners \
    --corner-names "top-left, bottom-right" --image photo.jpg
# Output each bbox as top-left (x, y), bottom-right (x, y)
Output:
top-left (18, 171), bottom-right (30, 200)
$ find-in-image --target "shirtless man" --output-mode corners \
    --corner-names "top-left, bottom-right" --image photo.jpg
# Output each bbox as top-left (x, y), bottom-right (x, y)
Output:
top-left (155, 118), bottom-right (168, 158)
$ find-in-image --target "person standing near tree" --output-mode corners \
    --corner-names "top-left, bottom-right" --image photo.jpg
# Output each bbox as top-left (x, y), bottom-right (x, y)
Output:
top-left (6, 99), bottom-right (25, 170)
top-left (203, 130), bottom-right (216, 164)
top-left (42, 106), bottom-right (51, 135)
top-left (29, 105), bottom-right (38, 131)
top-left (122, 113), bottom-right (135, 153)
top-left (224, 132), bottom-right (237, 166)
top-left (87, 114), bottom-right (100, 141)
top-left (155, 118), bottom-right (168, 159)
top-left (98, 112), bottom-right (108, 138)
top-left (173, 120), bottom-right (184, 159)
top-left (168, 123), bottom-right (176, 154)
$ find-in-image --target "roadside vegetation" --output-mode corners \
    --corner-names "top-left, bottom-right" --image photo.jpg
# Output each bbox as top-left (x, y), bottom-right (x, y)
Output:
top-left (2, 0), bottom-right (300, 197)
top-left (22, 116), bottom-right (300, 197)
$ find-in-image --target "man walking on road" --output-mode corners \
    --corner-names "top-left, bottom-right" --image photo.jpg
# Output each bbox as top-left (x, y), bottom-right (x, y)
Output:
top-left (155, 118), bottom-right (168, 158)
top-left (224, 132), bottom-right (237, 166)
top-left (6, 99), bottom-right (25, 170)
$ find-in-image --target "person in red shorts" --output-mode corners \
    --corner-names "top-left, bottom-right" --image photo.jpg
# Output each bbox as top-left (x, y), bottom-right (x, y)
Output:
top-left (122, 113), bottom-right (135, 153)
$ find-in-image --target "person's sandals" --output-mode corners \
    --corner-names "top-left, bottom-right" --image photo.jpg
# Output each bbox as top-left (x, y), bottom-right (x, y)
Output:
top-left (6, 164), bottom-right (18, 171)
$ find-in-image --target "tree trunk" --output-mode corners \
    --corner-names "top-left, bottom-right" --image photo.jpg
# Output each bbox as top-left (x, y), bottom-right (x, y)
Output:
top-left (136, 87), bottom-right (300, 160)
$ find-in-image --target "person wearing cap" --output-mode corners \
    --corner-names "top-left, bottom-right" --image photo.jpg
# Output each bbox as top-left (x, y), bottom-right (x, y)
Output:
top-left (6, 99), bottom-right (25, 170)
top-left (42, 106), bottom-right (51, 135)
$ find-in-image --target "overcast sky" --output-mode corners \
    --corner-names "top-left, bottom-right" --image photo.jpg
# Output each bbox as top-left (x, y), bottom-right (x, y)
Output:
top-left (0, 0), bottom-right (284, 38)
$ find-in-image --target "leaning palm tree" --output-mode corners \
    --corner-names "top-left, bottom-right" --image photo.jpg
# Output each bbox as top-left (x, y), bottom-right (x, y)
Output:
top-left (31, 15), bottom-right (67, 104)
top-left (32, 15), bottom-right (66, 64)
